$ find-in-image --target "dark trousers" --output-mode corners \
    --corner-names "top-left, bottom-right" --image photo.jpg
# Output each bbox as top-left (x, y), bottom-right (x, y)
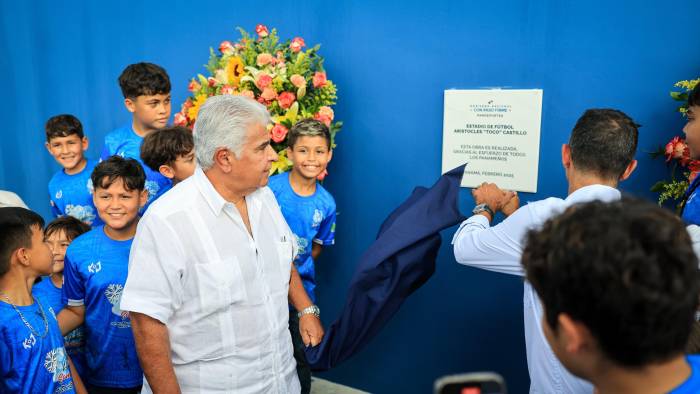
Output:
top-left (289, 313), bottom-right (312, 394)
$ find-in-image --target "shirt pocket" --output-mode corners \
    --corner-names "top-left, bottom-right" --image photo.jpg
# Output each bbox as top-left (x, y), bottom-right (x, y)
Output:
top-left (194, 256), bottom-right (247, 314)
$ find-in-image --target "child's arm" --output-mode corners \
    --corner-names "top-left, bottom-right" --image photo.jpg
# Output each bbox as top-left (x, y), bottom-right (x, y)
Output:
top-left (311, 243), bottom-right (323, 261)
top-left (67, 355), bottom-right (87, 394)
top-left (57, 306), bottom-right (85, 336)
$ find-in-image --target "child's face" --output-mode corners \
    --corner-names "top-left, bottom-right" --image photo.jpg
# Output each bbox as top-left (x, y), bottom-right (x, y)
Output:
top-left (684, 105), bottom-right (700, 160)
top-left (168, 150), bottom-right (196, 183)
top-left (28, 225), bottom-right (53, 276)
top-left (44, 230), bottom-right (70, 274)
top-left (287, 136), bottom-right (333, 180)
top-left (45, 134), bottom-right (88, 173)
top-left (126, 93), bottom-right (172, 133)
top-left (93, 178), bottom-right (147, 234)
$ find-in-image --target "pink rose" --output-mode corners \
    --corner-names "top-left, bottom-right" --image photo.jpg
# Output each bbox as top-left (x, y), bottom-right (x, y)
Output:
top-left (270, 124), bottom-right (288, 143)
top-left (255, 73), bottom-right (273, 89)
top-left (188, 80), bottom-right (201, 92)
top-left (317, 169), bottom-right (328, 181)
top-left (207, 77), bottom-right (218, 87)
top-left (239, 90), bottom-right (255, 99)
top-left (290, 37), bottom-right (305, 53)
top-left (174, 112), bottom-right (188, 126)
top-left (290, 74), bottom-right (306, 88)
top-left (261, 87), bottom-right (278, 101)
top-left (256, 24), bottom-right (269, 38)
top-left (221, 85), bottom-right (235, 95)
top-left (183, 98), bottom-right (193, 109)
top-left (219, 41), bottom-right (234, 55)
top-left (312, 72), bottom-right (327, 88)
top-left (314, 106), bottom-right (334, 126)
top-left (277, 92), bottom-right (296, 109)
top-left (257, 53), bottom-right (274, 66)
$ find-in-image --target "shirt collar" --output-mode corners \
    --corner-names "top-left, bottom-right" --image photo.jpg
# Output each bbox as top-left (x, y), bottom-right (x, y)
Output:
top-left (193, 167), bottom-right (228, 215)
top-left (565, 184), bottom-right (621, 205)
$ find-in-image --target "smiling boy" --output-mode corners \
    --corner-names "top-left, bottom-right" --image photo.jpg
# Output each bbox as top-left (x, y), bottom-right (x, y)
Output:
top-left (57, 156), bottom-right (147, 393)
top-left (45, 115), bottom-right (102, 226)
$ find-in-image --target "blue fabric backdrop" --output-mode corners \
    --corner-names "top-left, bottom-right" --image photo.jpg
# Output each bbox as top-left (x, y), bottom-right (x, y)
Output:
top-left (2, 1), bottom-right (700, 392)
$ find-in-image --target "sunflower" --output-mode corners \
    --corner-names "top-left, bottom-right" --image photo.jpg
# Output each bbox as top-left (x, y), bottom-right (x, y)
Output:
top-left (188, 94), bottom-right (208, 121)
top-left (225, 57), bottom-right (245, 87)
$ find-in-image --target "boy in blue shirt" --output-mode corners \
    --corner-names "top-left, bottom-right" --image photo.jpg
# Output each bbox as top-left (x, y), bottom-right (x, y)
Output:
top-left (0, 207), bottom-right (85, 393)
top-left (681, 83), bottom-right (700, 225)
top-left (57, 156), bottom-right (148, 393)
top-left (268, 118), bottom-right (336, 393)
top-left (522, 198), bottom-right (700, 394)
top-left (45, 114), bottom-right (102, 226)
top-left (33, 216), bottom-right (91, 379)
top-left (140, 125), bottom-right (196, 186)
top-left (101, 62), bottom-right (172, 212)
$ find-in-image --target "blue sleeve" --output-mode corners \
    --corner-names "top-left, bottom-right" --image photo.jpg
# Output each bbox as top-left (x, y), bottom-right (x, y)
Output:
top-left (62, 249), bottom-right (85, 306)
top-left (50, 197), bottom-right (61, 218)
top-left (0, 334), bottom-right (9, 379)
top-left (314, 207), bottom-right (336, 245)
top-left (100, 140), bottom-right (112, 161)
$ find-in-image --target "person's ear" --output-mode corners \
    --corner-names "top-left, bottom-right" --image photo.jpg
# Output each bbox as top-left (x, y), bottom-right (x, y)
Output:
top-left (286, 146), bottom-right (294, 163)
top-left (327, 148), bottom-right (333, 162)
top-left (619, 159), bottom-right (638, 181)
top-left (138, 189), bottom-right (149, 208)
top-left (159, 165), bottom-right (175, 180)
top-left (14, 247), bottom-right (31, 268)
top-left (558, 313), bottom-right (591, 354)
top-left (214, 148), bottom-right (233, 172)
top-left (561, 144), bottom-right (572, 169)
top-left (45, 141), bottom-right (53, 155)
top-left (124, 98), bottom-right (136, 113)
top-left (82, 136), bottom-right (89, 151)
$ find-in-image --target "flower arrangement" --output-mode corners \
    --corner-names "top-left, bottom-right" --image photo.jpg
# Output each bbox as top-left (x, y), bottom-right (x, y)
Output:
top-left (651, 78), bottom-right (700, 209)
top-left (175, 24), bottom-right (342, 177)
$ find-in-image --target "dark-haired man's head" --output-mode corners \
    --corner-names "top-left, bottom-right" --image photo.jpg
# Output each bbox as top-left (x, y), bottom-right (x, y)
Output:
top-left (684, 84), bottom-right (700, 160)
top-left (91, 156), bottom-right (147, 239)
top-left (44, 114), bottom-right (89, 174)
top-left (0, 207), bottom-right (51, 278)
top-left (522, 198), bottom-right (700, 380)
top-left (119, 62), bottom-right (172, 134)
top-left (140, 126), bottom-right (195, 184)
top-left (564, 109), bottom-right (639, 185)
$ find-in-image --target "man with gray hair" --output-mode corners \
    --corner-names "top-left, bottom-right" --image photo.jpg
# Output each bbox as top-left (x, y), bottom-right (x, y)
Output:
top-left (121, 95), bottom-right (324, 393)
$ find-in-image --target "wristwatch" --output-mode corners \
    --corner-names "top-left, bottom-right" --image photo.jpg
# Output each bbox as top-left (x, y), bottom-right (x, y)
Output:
top-left (298, 305), bottom-right (320, 319)
top-left (473, 203), bottom-right (495, 219)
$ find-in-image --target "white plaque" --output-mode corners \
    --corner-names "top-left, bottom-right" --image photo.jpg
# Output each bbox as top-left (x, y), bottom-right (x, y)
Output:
top-left (442, 89), bottom-right (543, 193)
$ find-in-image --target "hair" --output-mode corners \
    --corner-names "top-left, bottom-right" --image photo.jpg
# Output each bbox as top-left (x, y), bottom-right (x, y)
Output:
top-left (91, 156), bottom-right (146, 192)
top-left (45, 114), bottom-right (84, 141)
top-left (0, 207), bottom-right (45, 276)
top-left (193, 95), bottom-right (271, 170)
top-left (287, 118), bottom-right (331, 149)
top-left (689, 83), bottom-right (700, 108)
top-left (522, 197), bottom-right (700, 367)
top-left (45, 216), bottom-right (91, 243)
top-left (568, 109), bottom-right (639, 180)
top-left (140, 126), bottom-right (194, 172)
top-left (118, 62), bottom-right (171, 99)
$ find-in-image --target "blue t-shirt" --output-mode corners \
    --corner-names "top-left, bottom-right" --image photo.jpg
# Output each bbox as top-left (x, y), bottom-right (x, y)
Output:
top-left (62, 227), bottom-right (142, 388)
top-left (33, 277), bottom-right (87, 378)
top-left (0, 298), bottom-right (76, 393)
top-left (101, 124), bottom-right (172, 212)
top-left (268, 172), bottom-right (336, 302)
top-left (682, 176), bottom-right (700, 225)
top-left (48, 158), bottom-right (103, 227)
top-left (670, 355), bottom-right (700, 393)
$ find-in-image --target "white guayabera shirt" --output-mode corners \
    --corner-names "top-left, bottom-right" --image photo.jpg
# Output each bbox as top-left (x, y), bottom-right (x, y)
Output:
top-left (121, 168), bottom-right (300, 393)
top-left (452, 184), bottom-right (626, 394)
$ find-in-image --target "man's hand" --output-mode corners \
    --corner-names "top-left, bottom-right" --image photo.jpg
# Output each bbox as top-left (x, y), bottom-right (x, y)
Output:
top-left (501, 191), bottom-right (520, 217)
top-left (472, 183), bottom-right (515, 213)
top-left (299, 314), bottom-right (324, 347)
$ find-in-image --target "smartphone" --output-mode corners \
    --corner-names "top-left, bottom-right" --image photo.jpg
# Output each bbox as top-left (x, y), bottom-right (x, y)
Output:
top-left (433, 372), bottom-right (506, 394)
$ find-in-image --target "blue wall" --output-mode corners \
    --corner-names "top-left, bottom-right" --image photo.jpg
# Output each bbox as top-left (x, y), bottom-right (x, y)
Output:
top-left (2, 1), bottom-right (700, 392)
